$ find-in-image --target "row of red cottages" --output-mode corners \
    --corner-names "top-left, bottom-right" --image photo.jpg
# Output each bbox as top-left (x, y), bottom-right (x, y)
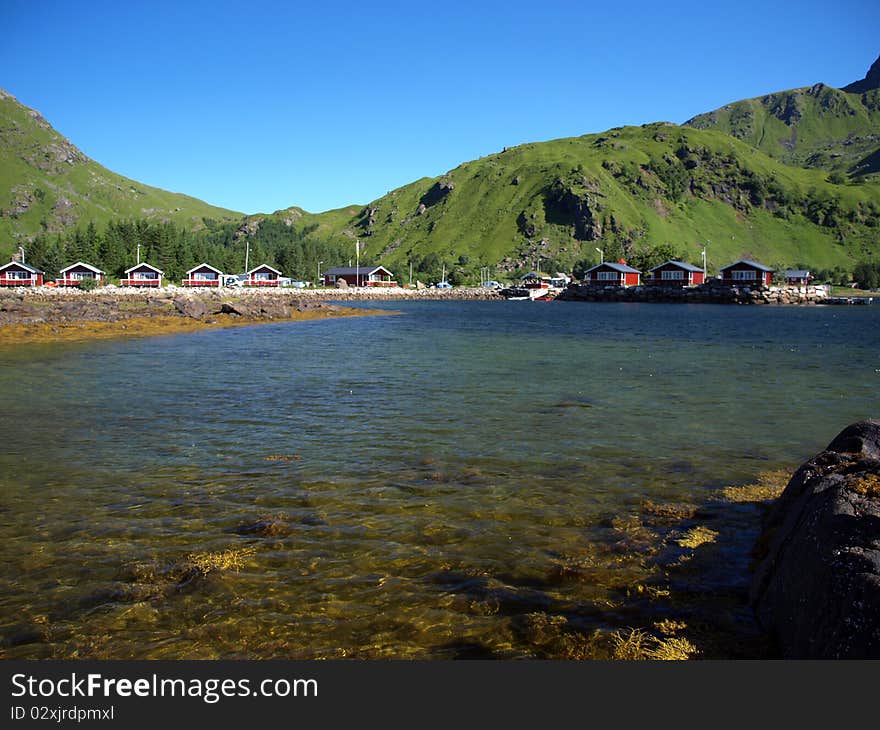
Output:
top-left (582, 259), bottom-right (809, 287)
top-left (1, 258), bottom-right (808, 289)
top-left (0, 261), bottom-right (288, 287)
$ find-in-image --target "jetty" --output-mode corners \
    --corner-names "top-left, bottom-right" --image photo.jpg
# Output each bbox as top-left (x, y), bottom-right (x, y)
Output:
top-left (557, 280), bottom-right (832, 305)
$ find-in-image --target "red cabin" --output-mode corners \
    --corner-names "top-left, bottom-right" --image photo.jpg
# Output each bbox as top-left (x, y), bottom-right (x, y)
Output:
top-left (647, 260), bottom-right (705, 287)
top-left (57, 262), bottom-right (105, 287)
top-left (182, 263), bottom-right (223, 287)
top-left (120, 262), bottom-right (163, 287)
top-left (322, 265), bottom-right (397, 287)
top-left (583, 261), bottom-right (641, 287)
top-left (720, 260), bottom-right (773, 287)
top-left (0, 261), bottom-right (44, 287)
top-left (245, 264), bottom-right (282, 287)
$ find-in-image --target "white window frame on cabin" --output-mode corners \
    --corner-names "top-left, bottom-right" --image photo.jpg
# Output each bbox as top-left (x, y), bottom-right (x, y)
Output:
top-left (730, 269), bottom-right (757, 281)
top-left (6, 270), bottom-right (32, 280)
top-left (596, 271), bottom-right (620, 281)
top-left (193, 272), bottom-right (216, 280)
top-left (254, 272), bottom-right (272, 280)
top-left (661, 270), bottom-right (685, 280)
top-left (133, 271), bottom-right (158, 280)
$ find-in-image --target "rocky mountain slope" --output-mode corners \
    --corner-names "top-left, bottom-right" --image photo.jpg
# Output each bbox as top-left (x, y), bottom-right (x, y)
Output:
top-left (685, 56), bottom-right (880, 178)
top-left (259, 55), bottom-right (880, 282)
top-left (278, 123), bottom-right (880, 282)
top-left (3, 55), bottom-right (880, 282)
top-left (0, 89), bottom-right (240, 257)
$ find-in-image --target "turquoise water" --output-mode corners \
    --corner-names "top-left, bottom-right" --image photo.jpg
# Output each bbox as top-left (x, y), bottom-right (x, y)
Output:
top-left (0, 301), bottom-right (878, 658)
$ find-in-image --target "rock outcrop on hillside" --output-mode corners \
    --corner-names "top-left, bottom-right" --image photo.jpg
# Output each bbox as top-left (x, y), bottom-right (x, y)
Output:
top-left (750, 420), bottom-right (880, 658)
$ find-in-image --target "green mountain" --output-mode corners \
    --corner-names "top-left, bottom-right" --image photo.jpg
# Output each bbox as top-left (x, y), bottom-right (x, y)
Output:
top-left (276, 127), bottom-right (880, 283)
top-left (255, 55), bottom-right (880, 283)
top-left (685, 56), bottom-right (880, 179)
top-left (0, 88), bottom-right (240, 258)
top-left (4, 55), bottom-right (880, 285)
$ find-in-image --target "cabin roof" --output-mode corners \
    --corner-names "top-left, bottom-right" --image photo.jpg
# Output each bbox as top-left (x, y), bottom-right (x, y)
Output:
top-left (720, 259), bottom-right (774, 272)
top-left (324, 265), bottom-right (390, 276)
top-left (186, 263), bottom-right (223, 275)
top-left (59, 261), bottom-right (105, 275)
top-left (247, 264), bottom-right (282, 275)
top-left (785, 269), bottom-right (811, 278)
top-left (520, 271), bottom-right (551, 279)
top-left (584, 262), bottom-right (642, 274)
top-left (124, 262), bottom-right (164, 275)
top-left (649, 260), bottom-right (703, 273)
top-left (0, 260), bottom-right (43, 274)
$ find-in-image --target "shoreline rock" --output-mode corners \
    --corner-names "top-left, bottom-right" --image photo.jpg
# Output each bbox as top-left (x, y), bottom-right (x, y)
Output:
top-left (0, 288), bottom-right (391, 345)
top-left (0, 288), bottom-right (360, 327)
top-left (557, 280), bottom-right (831, 305)
top-left (750, 420), bottom-right (880, 658)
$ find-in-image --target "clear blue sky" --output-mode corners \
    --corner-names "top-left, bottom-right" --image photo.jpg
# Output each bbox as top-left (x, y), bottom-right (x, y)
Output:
top-left (3, 0), bottom-right (879, 214)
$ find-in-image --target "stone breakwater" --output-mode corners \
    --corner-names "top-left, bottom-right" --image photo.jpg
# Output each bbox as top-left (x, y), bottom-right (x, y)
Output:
top-left (0, 286), bottom-right (506, 343)
top-left (557, 281), bottom-right (830, 305)
top-left (0, 288), bottom-right (403, 347)
top-left (0, 288), bottom-right (337, 326)
top-left (0, 285), bottom-right (500, 324)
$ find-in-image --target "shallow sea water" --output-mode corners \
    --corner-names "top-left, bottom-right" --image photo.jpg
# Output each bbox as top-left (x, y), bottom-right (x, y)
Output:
top-left (0, 300), bottom-right (877, 658)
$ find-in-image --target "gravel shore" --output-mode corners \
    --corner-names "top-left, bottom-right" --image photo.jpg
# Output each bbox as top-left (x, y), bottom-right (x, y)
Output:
top-left (0, 285), bottom-right (426, 344)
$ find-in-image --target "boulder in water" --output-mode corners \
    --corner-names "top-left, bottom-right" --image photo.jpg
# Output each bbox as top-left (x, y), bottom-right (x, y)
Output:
top-left (751, 420), bottom-right (880, 658)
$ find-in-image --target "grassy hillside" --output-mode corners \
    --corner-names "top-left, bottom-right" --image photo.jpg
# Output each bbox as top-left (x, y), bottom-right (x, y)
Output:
top-left (282, 123), bottom-right (880, 283)
top-left (5, 56), bottom-right (880, 287)
top-left (685, 71), bottom-right (880, 179)
top-left (0, 89), bottom-right (241, 259)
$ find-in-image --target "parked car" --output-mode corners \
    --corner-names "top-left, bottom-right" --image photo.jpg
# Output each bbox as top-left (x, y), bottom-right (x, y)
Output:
top-left (223, 275), bottom-right (245, 287)
top-left (482, 280), bottom-right (503, 289)
top-left (436, 281), bottom-right (453, 289)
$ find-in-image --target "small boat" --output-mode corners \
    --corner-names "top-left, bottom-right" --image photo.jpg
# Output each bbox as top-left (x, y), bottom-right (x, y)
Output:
top-left (501, 287), bottom-right (531, 300)
top-left (501, 286), bottom-right (554, 300)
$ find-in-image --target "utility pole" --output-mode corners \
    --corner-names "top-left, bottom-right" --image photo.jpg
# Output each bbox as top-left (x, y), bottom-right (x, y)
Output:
top-left (317, 260), bottom-right (323, 288)
top-left (136, 243), bottom-right (140, 264)
top-left (18, 246), bottom-right (25, 264)
top-left (244, 239), bottom-right (250, 274)
top-left (595, 247), bottom-right (603, 264)
top-left (703, 241), bottom-right (709, 278)
top-left (409, 261), bottom-right (413, 287)
top-left (355, 239), bottom-right (360, 287)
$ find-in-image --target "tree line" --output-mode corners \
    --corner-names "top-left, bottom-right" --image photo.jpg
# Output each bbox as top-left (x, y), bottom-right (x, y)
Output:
top-left (21, 218), bottom-right (353, 284)
top-left (17, 216), bottom-right (878, 289)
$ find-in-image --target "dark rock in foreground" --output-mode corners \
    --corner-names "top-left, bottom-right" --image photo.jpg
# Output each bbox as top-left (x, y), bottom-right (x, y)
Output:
top-left (751, 420), bottom-right (880, 658)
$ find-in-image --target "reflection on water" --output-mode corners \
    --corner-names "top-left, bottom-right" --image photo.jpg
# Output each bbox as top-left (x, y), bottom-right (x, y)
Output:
top-left (0, 301), bottom-right (878, 658)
